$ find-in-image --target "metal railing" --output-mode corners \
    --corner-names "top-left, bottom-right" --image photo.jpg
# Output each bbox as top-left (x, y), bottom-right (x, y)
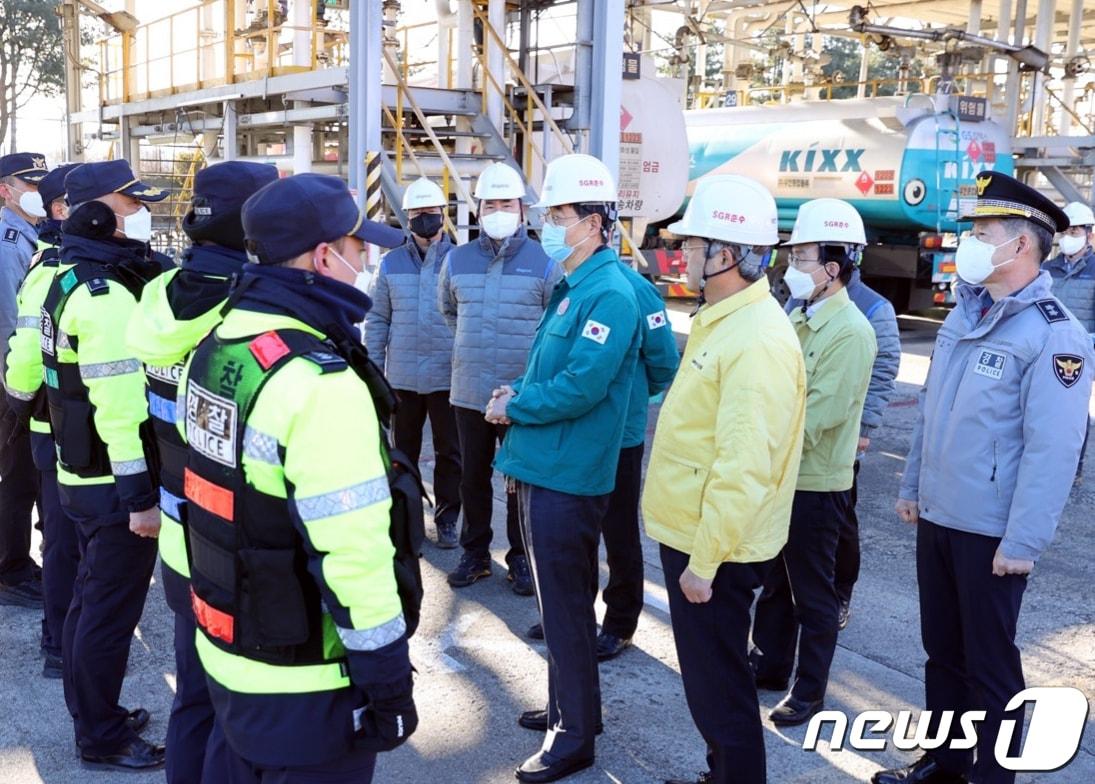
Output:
top-left (96, 0), bottom-right (348, 105)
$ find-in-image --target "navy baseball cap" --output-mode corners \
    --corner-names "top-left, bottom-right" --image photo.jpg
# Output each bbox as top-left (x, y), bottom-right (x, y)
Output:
top-left (64, 160), bottom-right (168, 204)
top-left (37, 164), bottom-right (82, 210)
top-left (0, 152), bottom-right (49, 183)
top-left (187, 161), bottom-right (279, 221)
top-left (242, 173), bottom-right (404, 265)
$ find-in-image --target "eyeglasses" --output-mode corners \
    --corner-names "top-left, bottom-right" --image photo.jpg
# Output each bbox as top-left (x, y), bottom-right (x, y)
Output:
top-left (543, 213), bottom-right (587, 229)
top-left (787, 253), bottom-right (822, 269)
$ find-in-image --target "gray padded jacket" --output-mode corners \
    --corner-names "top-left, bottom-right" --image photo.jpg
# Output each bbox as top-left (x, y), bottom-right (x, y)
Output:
top-left (365, 233), bottom-right (456, 394)
top-left (438, 227), bottom-right (562, 411)
top-left (1044, 246), bottom-right (1095, 334)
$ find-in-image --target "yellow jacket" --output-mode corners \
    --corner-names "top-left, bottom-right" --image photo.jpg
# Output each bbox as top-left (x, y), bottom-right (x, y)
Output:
top-left (642, 277), bottom-right (806, 578)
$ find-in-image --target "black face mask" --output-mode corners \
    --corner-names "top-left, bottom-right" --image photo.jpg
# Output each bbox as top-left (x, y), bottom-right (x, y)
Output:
top-left (409, 213), bottom-right (443, 239)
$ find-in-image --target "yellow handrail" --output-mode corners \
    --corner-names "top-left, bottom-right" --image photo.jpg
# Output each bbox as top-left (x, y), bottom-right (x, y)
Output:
top-left (383, 47), bottom-right (477, 217)
top-left (1043, 84), bottom-right (1095, 135)
top-left (470, 5), bottom-right (574, 155)
top-left (470, 6), bottom-right (646, 259)
top-left (381, 104), bottom-right (459, 237)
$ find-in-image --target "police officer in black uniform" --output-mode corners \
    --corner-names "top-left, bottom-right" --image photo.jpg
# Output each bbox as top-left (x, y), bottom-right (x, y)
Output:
top-left (126, 161), bottom-right (279, 784)
top-left (45, 160), bottom-right (171, 771)
top-left (5, 162), bottom-right (82, 679)
top-left (0, 152), bottom-right (49, 610)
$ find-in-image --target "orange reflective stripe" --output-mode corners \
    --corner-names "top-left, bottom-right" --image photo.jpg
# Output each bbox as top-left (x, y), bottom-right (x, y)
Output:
top-left (191, 588), bottom-right (235, 644)
top-left (184, 467), bottom-right (235, 522)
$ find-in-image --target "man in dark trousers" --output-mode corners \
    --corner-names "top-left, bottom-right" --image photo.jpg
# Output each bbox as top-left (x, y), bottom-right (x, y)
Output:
top-left (877, 174), bottom-right (1093, 784)
top-left (0, 151), bottom-right (49, 610)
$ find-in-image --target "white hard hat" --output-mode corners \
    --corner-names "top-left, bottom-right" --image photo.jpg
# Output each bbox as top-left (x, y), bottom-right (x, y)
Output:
top-left (534, 153), bottom-right (617, 209)
top-left (474, 162), bottom-right (526, 201)
top-left (785, 198), bottom-right (867, 246)
top-left (667, 175), bottom-right (779, 246)
top-left (402, 177), bottom-right (446, 211)
top-left (1063, 201), bottom-right (1095, 229)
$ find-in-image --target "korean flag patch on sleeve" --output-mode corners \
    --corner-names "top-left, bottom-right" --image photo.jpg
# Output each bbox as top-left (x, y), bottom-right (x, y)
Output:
top-left (581, 319), bottom-right (611, 344)
top-left (646, 310), bottom-right (668, 330)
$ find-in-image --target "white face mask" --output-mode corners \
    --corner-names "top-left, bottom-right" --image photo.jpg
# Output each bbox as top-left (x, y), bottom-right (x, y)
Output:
top-left (955, 234), bottom-right (1018, 285)
top-left (480, 210), bottom-right (521, 241)
top-left (330, 247), bottom-right (372, 294)
top-left (17, 189), bottom-right (46, 218)
top-left (784, 264), bottom-right (821, 300)
top-left (116, 206), bottom-right (153, 242)
top-left (1059, 234), bottom-right (1088, 257)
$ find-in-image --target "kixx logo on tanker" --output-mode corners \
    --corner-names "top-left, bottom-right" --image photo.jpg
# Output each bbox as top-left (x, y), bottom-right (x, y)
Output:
top-left (778, 147), bottom-right (866, 173)
top-left (802, 687), bottom-right (1089, 773)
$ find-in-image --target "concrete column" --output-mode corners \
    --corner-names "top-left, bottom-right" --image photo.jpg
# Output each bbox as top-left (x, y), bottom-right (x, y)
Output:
top-left (1005, 0), bottom-right (1027, 135)
top-left (1030, 0), bottom-right (1056, 136)
top-left (486, 0), bottom-right (505, 132)
top-left (966, 0), bottom-right (983, 94)
top-left (588, 0), bottom-right (623, 179)
top-left (455, 0), bottom-right (474, 244)
top-left (291, 0), bottom-right (313, 173)
top-left (993, 0), bottom-right (1012, 108)
top-left (857, 40), bottom-right (870, 99)
top-left (1060, 0), bottom-right (1084, 135)
top-left (223, 101), bottom-right (238, 160)
top-left (349, 0), bottom-right (383, 204)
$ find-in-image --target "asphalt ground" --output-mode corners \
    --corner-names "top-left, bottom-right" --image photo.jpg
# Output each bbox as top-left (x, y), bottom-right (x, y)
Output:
top-left (1, 305), bottom-right (1093, 783)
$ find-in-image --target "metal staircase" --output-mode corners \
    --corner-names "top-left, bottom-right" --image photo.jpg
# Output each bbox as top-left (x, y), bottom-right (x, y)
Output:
top-left (1013, 135), bottom-right (1095, 205)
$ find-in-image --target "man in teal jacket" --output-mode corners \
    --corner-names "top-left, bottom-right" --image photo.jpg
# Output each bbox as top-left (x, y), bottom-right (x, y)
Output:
top-left (491, 154), bottom-right (640, 783)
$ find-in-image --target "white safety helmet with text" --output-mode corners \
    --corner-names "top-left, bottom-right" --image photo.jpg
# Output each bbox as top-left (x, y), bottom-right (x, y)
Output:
top-left (668, 175), bottom-right (779, 246)
top-left (534, 153), bottom-right (617, 208)
top-left (785, 198), bottom-right (867, 247)
top-left (474, 162), bottom-right (527, 201)
top-left (402, 177), bottom-right (447, 211)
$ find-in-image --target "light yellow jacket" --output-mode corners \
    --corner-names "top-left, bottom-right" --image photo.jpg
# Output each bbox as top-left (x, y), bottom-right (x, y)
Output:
top-left (789, 287), bottom-right (876, 492)
top-left (642, 277), bottom-right (806, 578)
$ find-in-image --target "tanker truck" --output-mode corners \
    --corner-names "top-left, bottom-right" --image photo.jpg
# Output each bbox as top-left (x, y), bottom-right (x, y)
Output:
top-left (637, 94), bottom-right (1014, 312)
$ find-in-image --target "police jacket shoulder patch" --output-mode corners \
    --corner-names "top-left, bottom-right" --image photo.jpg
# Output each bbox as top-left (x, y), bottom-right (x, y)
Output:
top-left (85, 278), bottom-right (110, 296)
top-left (301, 350), bottom-right (347, 374)
top-left (1034, 298), bottom-right (1069, 323)
top-left (1052, 354), bottom-right (1084, 388)
top-left (3, 228), bottom-right (17, 243)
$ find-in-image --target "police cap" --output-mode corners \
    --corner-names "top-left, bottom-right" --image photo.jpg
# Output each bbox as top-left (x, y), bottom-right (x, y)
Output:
top-left (37, 164), bottom-right (82, 210)
top-left (962, 171), bottom-right (1069, 234)
top-left (188, 161), bottom-right (279, 221)
top-left (64, 160), bottom-right (169, 205)
top-left (242, 173), bottom-right (403, 265)
top-left (0, 152), bottom-right (49, 183)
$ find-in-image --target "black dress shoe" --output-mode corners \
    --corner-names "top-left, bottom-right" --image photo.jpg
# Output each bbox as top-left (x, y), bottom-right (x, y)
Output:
top-left (80, 737), bottom-right (165, 771)
top-left (0, 578), bottom-right (43, 608)
top-left (595, 632), bottom-right (631, 662)
top-left (665, 774), bottom-right (711, 784)
top-left (518, 709), bottom-right (603, 735)
top-left (515, 750), bottom-right (594, 783)
top-left (42, 654), bottom-right (63, 679)
top-left (769, 694), bottom-right (824, 726)
top-left (871, 756), bottom-right (968, 784)
top-left (125, 708), bottom-right (150, 734)
top-left (838, 600), bottom-right (851, 630)
top-left (527, 622), bottom-right (544, 640)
